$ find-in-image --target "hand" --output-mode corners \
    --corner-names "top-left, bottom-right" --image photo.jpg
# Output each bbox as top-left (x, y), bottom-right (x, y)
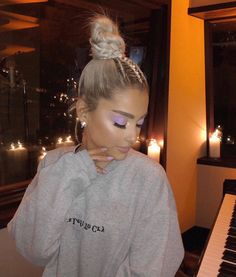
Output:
top-left (87, 148), bottom-right (114, 174)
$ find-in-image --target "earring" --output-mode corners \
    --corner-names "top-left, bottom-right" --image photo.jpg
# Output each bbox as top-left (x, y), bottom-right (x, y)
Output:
top-left (81, 121), bottom-right (87, 128)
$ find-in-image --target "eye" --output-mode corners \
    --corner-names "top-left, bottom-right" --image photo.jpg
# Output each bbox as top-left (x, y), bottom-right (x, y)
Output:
top-left (112, 116), bottom-right (127, 129)
top-left (136, 118), bottom-right (145, 128)
top-left (113, 122), bottom-right (127, 129)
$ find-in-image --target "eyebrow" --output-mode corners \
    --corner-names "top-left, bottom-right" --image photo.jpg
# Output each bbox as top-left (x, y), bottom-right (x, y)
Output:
top-left (112, 110), bottom-right (147, 120)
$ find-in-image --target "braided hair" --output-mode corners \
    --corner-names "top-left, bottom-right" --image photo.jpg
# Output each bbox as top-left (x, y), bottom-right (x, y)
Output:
top-left (78, 15), bottom-right (149, 112)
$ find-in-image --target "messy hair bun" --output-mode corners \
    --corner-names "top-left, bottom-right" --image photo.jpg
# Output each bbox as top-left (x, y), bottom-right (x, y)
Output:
top-left (90, 16), bottom-right (125, 59)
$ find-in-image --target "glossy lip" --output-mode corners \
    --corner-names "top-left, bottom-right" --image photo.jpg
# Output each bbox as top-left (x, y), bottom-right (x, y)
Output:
top-left (116, 146), bottom-right (131, 153)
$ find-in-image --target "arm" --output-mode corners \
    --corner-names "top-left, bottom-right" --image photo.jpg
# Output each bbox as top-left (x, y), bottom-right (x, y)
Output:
top-left (129, 171), bottom-right (184, 277)
top-left (7, 151), bottom-right (92, 267)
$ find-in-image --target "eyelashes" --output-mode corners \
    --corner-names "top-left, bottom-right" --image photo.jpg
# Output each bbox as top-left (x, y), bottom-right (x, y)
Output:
top-left (111, 114), bottom-right (145, 129)
top-left (113, 119), bottom-right (145, 129)
top-left (113, 122), bottom-right (127, 129)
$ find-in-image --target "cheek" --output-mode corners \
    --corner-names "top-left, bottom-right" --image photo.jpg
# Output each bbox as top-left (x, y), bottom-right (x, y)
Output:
top-left (89, 117), bottom-right (122, 146)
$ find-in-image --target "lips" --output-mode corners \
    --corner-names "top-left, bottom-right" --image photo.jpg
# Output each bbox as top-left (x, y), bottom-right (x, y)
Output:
top-left (116, 146), bottom-right (131, 153)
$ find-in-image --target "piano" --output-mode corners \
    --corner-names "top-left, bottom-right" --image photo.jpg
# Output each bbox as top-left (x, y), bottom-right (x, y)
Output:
top-left (196, 193), bottom-right (236, 277)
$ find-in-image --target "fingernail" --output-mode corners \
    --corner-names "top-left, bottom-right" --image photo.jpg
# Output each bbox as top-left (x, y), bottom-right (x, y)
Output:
top-left (101, 148), bottom-right (107, 151)
top-left (107, 156), bottom-right (114, 160)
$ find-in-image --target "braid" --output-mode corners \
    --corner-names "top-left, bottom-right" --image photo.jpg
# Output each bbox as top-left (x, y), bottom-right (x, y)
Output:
top-left (114, 56), bottom-right (147, 87)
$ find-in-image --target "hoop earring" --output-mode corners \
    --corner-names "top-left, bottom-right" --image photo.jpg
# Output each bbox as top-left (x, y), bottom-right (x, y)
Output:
top-left (81, 121), bottom-right (87, 128)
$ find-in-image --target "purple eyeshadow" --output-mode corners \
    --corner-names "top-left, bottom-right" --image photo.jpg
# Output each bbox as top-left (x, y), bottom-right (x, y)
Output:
top-left (137, 118), bottom-right (145, 125)
top-left (112, 115), bottom-right (127, 125)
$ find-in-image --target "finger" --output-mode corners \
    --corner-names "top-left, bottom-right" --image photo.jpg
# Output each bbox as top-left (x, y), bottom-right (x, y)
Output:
top-left (96, 166), bottom-right (107, 174)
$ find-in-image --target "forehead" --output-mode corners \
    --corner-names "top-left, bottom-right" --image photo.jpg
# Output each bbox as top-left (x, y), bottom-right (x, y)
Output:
top-left (95, 87), bottom-right (149, 117)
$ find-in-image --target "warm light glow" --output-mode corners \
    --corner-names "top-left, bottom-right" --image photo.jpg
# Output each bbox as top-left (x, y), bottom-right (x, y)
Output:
top-left (132, 137), bottom-right (141, 151)
top-left (9, 141), bottom-right (26, 150)
top-left (209, 128), bottom-right (221, 158)
top-left (57, 137), bottom-right (63, 144)
top-left (41, 146), bottom-right (47, 158)
top-left (158, 139), bottom-right (164, 148)
top-left (10, 143), bottom-right (15, 150)
top-left (17, 140), bottom-right (23, 149)
top-left (66, 135), bottom-right (72, 142)
top-left (147, 139), bottom-right (161, 162)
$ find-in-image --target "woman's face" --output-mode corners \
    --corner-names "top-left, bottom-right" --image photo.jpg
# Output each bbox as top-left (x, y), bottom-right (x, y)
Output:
top-left (83, 87), bottom-right (149, 160)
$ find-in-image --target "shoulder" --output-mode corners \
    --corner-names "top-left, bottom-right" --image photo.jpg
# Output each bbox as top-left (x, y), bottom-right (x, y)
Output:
top-left (126, 149), bottom-right (166, 179)
top-left (125, 150), bottom-right (172, 196)
top-left (37, 145), bottom-right (97, 179)
top-left (38, 146), bottom-right (77, 170)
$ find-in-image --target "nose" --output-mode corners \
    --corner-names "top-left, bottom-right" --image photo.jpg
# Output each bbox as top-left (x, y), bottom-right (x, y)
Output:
top-left (125, 125), bottom-right (139, 146)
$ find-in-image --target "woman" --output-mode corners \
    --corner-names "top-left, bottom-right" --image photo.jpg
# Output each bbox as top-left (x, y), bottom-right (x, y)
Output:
top-left (8, 15), bottom-right (184, 276)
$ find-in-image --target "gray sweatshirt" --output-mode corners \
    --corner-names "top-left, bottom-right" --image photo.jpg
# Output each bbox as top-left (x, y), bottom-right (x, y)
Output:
top-left (8, 147), bottom-right (184, 277)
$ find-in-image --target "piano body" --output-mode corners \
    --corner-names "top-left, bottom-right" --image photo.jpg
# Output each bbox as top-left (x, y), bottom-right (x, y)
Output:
top-left (196, 191), bottom-right (236, 277)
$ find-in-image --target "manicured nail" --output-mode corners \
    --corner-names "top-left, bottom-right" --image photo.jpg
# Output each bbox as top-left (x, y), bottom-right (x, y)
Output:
top-left (107, 156), bottom-right (114, 160)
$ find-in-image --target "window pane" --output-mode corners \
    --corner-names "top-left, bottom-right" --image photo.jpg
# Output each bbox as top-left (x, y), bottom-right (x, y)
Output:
top-left (213, 21), bottom-right (236, 158)
top-left (0, 1), bottom-right (152, 185)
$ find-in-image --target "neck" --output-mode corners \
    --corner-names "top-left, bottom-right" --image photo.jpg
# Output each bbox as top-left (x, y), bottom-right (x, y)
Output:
top-left (81, 135), bottom-right (111, 169)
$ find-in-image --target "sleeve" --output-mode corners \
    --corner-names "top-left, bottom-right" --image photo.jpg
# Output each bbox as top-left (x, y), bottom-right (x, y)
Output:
top-left (7, 152), bottom-right (91, 267)
top-left (128, 169), bottom-right (184, 277)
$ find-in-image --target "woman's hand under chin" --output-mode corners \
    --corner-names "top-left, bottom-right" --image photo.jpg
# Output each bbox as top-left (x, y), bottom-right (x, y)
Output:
top-left (87, 147), bottom-right (114, 174)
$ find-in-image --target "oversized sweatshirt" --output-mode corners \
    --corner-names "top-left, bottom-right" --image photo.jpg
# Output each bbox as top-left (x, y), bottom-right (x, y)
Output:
top-left (8, 146), bottom-right (184, 277)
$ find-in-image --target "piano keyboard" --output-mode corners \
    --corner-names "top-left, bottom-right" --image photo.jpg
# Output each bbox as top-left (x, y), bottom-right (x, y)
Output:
top-left (196, 193), bottom-right (236, 277)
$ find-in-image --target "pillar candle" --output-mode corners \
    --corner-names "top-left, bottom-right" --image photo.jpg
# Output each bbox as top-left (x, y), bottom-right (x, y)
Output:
top-left (147, 139), bottom-right (161, 162)
top-left (209, 133), bottom-right (221, 158)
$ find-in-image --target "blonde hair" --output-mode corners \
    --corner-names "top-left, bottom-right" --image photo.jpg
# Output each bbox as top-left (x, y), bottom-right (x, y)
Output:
top-left (78, 15), bottom-right (148, 111)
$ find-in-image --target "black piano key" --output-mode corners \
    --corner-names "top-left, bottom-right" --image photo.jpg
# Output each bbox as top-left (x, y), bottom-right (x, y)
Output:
top-left (228, 228), bottom-right (236, 237)
top-left (230, 221), bottom-right (236, 228)
top-left (225, 241), bottom-right (236, 251)
top-left (218, 271), bottom-right (236, 277)
top-left (230, 219), bottom-right (236, 226)
top-left (222, 249), bottom-right (236, 263)
top-left (226, 236), bottom-right (236, 244)
top-left (220, 261), bottom-right (236, 273)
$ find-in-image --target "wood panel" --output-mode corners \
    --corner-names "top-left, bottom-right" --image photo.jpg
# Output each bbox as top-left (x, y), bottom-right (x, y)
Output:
top-left (188, 1), bottom-right (236, 21)
top-left (0, 0), bottom-right (47, 5)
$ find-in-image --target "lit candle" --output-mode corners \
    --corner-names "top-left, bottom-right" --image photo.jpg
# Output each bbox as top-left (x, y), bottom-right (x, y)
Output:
top-left (6, 141), bottom-right (28, 183)
top-left (209, 130), bottom-right (221, 158)
top-left (147, 139), bottom-right (161, 162)
top-left (63, 135), bottom-right (75, 147)
top-left (56, 137), bottom-right (63, 148)
top-left (132, 137), bottom-right (141, 151)
top-left (38, 147), bottom-right (47, 163)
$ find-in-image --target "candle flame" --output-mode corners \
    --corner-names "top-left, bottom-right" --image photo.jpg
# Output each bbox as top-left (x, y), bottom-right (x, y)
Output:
top-left (17, 140), bottom-right (23, 149)
top-left (66, 135), bottom-right (72, 142)
top-left (58, 137), bottom-right (63, 144)
top-left (210, 128), bottom-right (222, 141)
top-left (149, 138), bottom-right (158, 146)
top-left (10, 143), bottom-right (15, 150)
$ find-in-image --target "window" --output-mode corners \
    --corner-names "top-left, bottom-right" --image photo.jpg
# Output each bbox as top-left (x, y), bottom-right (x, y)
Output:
top-left (189, 2), bottom-right (236, 163)
top-left (0, 1), bottom-right (170, 188)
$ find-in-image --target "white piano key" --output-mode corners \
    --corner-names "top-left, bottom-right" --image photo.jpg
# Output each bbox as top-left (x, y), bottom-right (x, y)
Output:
top-left (196, 194), bottom-right (236, 277)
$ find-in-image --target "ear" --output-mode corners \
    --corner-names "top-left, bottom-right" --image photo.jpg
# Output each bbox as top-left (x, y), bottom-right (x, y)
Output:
top-left (76, 98), bottom-right (89, 122)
